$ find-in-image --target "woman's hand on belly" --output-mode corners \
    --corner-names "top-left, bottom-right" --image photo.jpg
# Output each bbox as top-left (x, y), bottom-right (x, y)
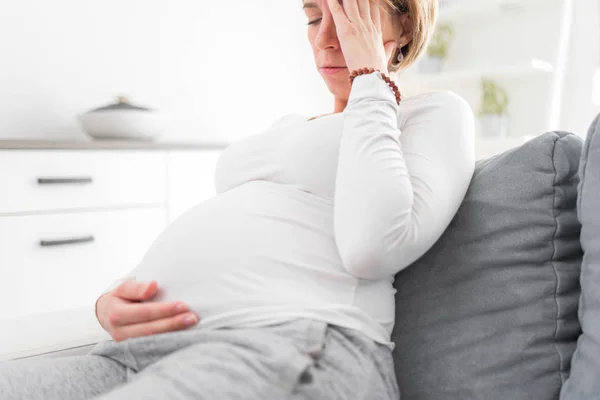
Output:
top-left (95, 280), bottom-right (200, 342)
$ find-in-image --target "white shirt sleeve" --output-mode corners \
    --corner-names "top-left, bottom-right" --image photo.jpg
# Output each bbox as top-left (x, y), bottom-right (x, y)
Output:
top-left (334, 72), bottom-right (475, 280)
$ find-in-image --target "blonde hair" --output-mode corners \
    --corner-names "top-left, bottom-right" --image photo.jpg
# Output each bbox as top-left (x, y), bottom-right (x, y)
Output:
top-left (383, 0), bottom-right (438, 72)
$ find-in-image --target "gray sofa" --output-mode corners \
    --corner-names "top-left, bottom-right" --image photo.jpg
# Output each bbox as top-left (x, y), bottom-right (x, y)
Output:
top-left (391, 116), bottom-right (600, 399)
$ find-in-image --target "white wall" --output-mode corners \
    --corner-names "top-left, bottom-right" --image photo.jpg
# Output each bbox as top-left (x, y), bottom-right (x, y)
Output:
top-left (560, 0), bottom-right (600, 137)
top-left (1, 0), bottom-right (598, 142)
top-left (0, 0), bottom-right (332, 142)
top-left (400, 0), bottom-right (600, 139)
top-left (401, 0), bottom-right (566, 139)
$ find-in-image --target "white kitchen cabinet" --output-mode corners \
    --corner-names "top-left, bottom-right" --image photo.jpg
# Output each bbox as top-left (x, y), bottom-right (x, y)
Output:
top-left (0, 140), bottom-right (228, 360)
top-left (0, 151), bottom-right (167, 214)
top-left (0, 207), bottom-right (166, 319)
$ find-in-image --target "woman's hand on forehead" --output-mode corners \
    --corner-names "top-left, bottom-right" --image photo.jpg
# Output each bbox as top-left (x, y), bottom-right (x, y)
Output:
top-left (327, 0), bottom-right (396, 74)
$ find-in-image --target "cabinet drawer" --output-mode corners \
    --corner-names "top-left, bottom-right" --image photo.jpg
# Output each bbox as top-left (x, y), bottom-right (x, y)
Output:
top-left (0, 208), bottom-right (167, 319)
top-left (0, 151), bottom-right (167, 214)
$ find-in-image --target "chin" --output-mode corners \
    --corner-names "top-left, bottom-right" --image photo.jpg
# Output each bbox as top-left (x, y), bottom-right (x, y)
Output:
top-left (323, 77), bottom-right (351, 98)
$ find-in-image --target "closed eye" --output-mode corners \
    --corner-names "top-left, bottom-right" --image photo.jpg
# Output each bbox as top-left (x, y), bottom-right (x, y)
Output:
top-left (307, 18), bottom-right (322, 26)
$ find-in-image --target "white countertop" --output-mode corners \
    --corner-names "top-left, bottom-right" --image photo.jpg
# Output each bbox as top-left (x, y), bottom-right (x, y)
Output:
top-left (0, 139), bottom-right (231, 151)
top-left (0, 306), bottom-right (111, 361)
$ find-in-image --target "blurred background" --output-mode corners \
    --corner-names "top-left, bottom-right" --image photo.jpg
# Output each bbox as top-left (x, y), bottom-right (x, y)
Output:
top-left (402, 0), bottom-right (599, 158)
top-left (0, 0), bottom-right (598, 361)
top-left (0, 0), bottom-right (597, 157)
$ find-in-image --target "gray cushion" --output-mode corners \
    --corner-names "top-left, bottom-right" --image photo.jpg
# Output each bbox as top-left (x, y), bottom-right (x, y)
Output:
top-left (561, 115), bottom-right (600, 398)
top-left (392, 132), bottom-right (583, 399)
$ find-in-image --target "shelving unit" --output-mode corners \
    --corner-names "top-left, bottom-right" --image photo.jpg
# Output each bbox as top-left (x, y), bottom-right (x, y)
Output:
top-left (437, 0), bottom-right (542, 24)
top-left (401, 0), bottom-right (574, 159)
top-left (403, 61), bottom-right (554, 88)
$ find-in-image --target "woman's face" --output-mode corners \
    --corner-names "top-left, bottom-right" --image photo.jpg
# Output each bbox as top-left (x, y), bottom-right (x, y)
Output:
top-left (303, 0), bottom-right (400, 101)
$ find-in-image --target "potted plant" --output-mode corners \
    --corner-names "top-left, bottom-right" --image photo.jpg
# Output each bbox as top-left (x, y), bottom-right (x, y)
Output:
top-left (419, 23), bottom-right (454, 73)
top-left (478, 79), bottom-right (510, 137)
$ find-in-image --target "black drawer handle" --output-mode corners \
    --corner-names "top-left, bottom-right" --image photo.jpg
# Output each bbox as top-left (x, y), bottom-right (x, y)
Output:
top-left (39, 235), bottom-right (95, 247)
top-left (37, 177), bottom-right (93, 185)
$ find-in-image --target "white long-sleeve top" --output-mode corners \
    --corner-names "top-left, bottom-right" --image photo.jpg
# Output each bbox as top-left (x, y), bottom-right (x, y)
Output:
top-left (108, 72), bottom-right (475, 347)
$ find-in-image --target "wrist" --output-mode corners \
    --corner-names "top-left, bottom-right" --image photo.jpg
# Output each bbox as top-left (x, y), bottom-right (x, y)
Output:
top-left (349, 68), bottom-right (402, 105)
top-left (347, 65), bottom-right (389, 76)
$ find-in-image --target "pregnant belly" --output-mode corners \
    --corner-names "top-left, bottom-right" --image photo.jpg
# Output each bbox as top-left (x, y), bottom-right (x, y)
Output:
top-left (132, 181), bottom-right (357, 320)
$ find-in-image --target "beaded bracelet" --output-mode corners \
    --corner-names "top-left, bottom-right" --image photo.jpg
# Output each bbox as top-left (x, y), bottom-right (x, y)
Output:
top-left (349, 67), bottom-right (402, 105)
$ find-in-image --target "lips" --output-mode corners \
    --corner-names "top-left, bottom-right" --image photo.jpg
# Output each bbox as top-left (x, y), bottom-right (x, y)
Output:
top-left (319, 66), bottom-right (347, 75)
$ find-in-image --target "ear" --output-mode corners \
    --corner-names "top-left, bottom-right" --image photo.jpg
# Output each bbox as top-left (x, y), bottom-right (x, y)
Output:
top-left (397, 12), bottom-right (413, 48)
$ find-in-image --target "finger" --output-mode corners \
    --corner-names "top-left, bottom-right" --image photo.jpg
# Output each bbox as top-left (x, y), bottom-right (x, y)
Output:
top-left (114, 280), bottom-right (158, 301)
top-left (358, 0), bottom-right (371, 20)
top-left (327, 0), bottom-right (349, 25)
top-left (108, 300), bottom-right (191, 327)
top-left (371, 0), bottom-right (382, 30)
top-left (111, 312), bottom-right (199, 342)
top-left (342, 0), bottom-right (361, 22)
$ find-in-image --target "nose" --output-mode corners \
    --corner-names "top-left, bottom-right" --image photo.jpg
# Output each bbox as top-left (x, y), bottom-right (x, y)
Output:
top-left (314, 14), bottom-right (340, 51)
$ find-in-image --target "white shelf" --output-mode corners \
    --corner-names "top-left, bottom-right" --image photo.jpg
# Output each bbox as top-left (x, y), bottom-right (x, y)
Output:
top-left (475, 136), bottom-right (532, 160)
top-left (402, 62), bottom-right (554, 89)
top-left (438, 0), bottom-right (548, 23)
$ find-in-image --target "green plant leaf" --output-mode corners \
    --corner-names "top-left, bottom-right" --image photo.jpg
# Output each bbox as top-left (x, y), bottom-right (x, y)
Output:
top-left (427, 23), bottom-right (455, 60)
top-left (478, 78), bottom-right (509, 115)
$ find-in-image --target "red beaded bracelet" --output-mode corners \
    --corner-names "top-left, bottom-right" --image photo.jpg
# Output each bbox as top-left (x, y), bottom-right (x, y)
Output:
top-left (349, 67), bottom-right (402, 105)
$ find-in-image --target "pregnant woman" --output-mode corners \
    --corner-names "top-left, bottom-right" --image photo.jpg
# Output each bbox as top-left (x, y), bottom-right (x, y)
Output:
top-left (1, 0), bottom-right (474, 398)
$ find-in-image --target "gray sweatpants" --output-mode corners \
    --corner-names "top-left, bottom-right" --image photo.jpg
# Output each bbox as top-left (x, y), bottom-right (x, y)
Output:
top-left (0, 319), bottom-right (399, 399)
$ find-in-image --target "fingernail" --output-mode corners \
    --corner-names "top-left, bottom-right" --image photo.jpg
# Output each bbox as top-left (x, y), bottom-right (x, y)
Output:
top-left (138, 284), bottom-right (148, 297)
top-left (184, 314), bottom-right (198, 326)
top-left (175, 303), bottom-right (187, 312)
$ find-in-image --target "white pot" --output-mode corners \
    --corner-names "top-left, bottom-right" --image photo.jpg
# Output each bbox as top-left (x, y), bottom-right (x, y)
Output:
top-left (479, 114), bottom-right (510, 137)
top-left (419, 56), bottom-right (444, 74)
top-left (78, 96), bottom-right (169, 141)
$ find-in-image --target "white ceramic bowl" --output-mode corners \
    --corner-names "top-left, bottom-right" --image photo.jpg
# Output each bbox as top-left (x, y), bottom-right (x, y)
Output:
top-left (78, 110), bottom-right (168, 141)
top-left (78, 96), bottom-right (168, 141)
